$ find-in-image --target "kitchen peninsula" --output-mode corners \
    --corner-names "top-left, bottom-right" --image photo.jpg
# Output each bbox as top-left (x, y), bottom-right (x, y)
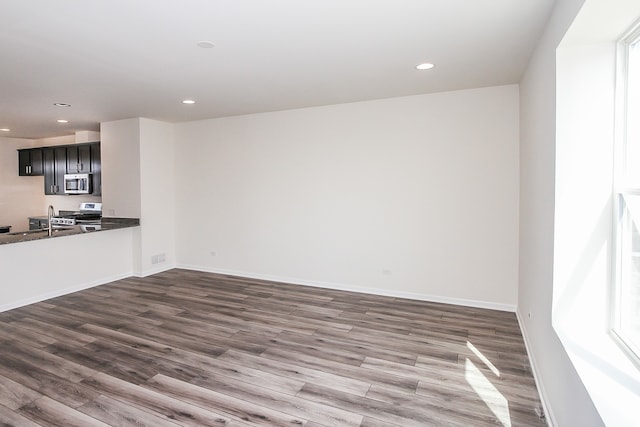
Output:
top-left (0, 217), bottom-right (139, 245)
top-left (1, 118), bottom-right (174, 315)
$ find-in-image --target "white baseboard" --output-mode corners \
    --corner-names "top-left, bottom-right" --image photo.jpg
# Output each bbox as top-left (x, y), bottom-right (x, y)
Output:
top-left (134, 263), bottom-right (176, 278)
top-left (516, 310), bottom-right (555, 427)
top-left (0, 271), bottom-right (133, 313)
top-left (176, 264), bottom-right (517, 312)
top-left (0, 263), bottom-right (173, 313)
top-left (0, 262), bottom-right (517, 315)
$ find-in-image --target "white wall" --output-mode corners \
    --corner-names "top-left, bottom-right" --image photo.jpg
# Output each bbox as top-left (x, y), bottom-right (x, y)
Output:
top-left (0, 136), bottom-right (41, 231)
top-left (517, 0), bottom-right (605, 425)
top-left (553, 40), bottom-right (640, 427)
top-left (138, 118), bottom-right (176, 275)
top-left (551, 1), bottom-right (640, 425)
top-left (0, 227), bottom-right (135, 311)
top-left (101, 118), bottom-right (176, 276)
top-left (75, 130), bottom-right (100, 143)
top-left (175, 85), bottom-right (520, 309)
top-left (101, 119), bottom-right (142, 218)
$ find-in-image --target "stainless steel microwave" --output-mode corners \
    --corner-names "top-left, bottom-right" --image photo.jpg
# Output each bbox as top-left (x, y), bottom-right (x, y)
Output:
top-left (64, 173), bottom-right (92, 194)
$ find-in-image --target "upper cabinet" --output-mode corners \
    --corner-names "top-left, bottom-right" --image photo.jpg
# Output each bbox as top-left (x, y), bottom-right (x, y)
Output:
top-left (18, 148), bottom-right (44, 176)
top-left (43, 146), bottom-right (68, 195)
top-left (90, 142), bottom-right (101, 196)
top-left (67, 143), bottom-right (92, 174)
top-left (18, 141), bottom-right (101, 195)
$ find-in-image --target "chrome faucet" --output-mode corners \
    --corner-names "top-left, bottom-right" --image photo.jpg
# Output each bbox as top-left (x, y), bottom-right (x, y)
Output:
top-left (47, 205), bottom-right (55, 237)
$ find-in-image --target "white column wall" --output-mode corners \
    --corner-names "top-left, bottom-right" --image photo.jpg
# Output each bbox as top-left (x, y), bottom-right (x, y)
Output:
top-left (517, 0), bottom-right (605, 425)
top-left (138, 118), bottom-right (176, 275)
top-left (100, 119), bottom-right (142, 219)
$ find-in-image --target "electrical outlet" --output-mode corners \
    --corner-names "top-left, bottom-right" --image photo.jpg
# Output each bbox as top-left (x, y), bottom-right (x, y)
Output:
top-left (158, 253), bottom-right (166, 263)
top-left (382, 269), bottom-right (392, 275)
top-left (151, 255), bottom-right (159, 264)
top-left (210, 251), bottom-right (217, 257)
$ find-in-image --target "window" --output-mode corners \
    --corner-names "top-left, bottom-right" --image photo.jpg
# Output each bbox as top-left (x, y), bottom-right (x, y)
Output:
top-left (613, 23), bottom-right (640, 364)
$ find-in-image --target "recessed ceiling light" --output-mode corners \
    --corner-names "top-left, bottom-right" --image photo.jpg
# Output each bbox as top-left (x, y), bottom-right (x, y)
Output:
top-left (416, 63), bottom-right (435, 70)
top-left (196, 41), bottom-right (215, 49)
top-left (182, 99), bottom-right (196, 105)
top-left (0, 128), bottom-right (10, 132)
top-left (54, 103), bottom-right (71, 107)
top-left (57, 119), bottom-right (69, 123)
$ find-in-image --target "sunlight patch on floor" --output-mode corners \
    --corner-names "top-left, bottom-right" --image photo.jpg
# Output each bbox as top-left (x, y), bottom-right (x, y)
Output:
top-left (465, 357), bottom-right (511, 427)
top-left (467, 340), bottom-right (500, 377)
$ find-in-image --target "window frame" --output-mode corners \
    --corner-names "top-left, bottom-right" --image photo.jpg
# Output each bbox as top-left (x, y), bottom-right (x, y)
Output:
top-left (611, 20), bottom-right (640, 367)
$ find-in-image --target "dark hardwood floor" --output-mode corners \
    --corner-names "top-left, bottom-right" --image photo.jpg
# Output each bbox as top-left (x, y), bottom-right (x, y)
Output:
top-left (0, 269), bottom-right (546, 426)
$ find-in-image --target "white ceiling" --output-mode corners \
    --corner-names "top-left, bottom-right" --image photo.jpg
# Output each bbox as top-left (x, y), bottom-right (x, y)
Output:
top-left (0, 0), bottom-right (556, 140)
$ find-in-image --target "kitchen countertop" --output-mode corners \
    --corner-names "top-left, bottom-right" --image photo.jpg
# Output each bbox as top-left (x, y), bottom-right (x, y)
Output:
top-left (0, 218), bottom-right (140, 246)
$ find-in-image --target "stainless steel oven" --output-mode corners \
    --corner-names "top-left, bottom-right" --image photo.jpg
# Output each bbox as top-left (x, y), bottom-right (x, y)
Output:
top-left (50, 202), bottom-right (102, 228)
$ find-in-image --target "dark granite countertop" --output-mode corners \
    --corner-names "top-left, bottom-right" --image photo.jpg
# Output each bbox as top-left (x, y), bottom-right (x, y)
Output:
top-left (0, 218), bottom-right (140, 246)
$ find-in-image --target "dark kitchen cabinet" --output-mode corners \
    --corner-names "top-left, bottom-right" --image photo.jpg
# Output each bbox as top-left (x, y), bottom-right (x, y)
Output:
top-left (66, 143), bottom-right (92, 173)
top-left (19, 141), bottom-right (101, 195)
top-left (28, 216), bottom-right (48, 230)
top-left (90, 142), bottom-right (101, 195)
top-left (18, 148), bottom-right (43, 176)
top-left (43, 146), bottom-right (67, 195)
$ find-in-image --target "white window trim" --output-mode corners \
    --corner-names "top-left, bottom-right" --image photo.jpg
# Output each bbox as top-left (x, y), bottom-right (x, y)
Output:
top-left (611, 21), bottom-right (640, 368)
top-left (553, 3), bottom-right (640, 423)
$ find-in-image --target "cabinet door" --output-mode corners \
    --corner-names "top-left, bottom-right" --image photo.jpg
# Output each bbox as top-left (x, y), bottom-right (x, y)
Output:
top-left (18, 149), bottom-right (43, 176)
top-left (28, 218), bottom-right (40, 230)
top-left (90, 142), bottom-right (101, 195)
top-left (66, 146), bottom-right (79, 173)
top-left (18, 150), bottom-right (30, 176)
top-left (54, 146), bottom-right (67, 193)
top-left (78, 144), bottom-right (91, 173)
top-left (30, 149), bottom-right (43, 175)
top-left (43, 147), bottom-right (67, 194)
top-left (43, 148), bottom-right (55, 194)
top-left (67, 144), bottom-right (93, 173)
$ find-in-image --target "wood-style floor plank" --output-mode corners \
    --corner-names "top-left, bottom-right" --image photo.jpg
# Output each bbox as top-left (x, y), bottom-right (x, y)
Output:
top-left (81, 372), bottom-right (235, 426)
top-left (0, 402), bottom-right (42, 427)
top-left (77, 394), bottom-right (182, 427)
top-left (0, 268), bottom-right (546, 426)
top-left (0, 349), bottom-right (99, 409)
top-left (0, 374), bottom-right (42, 410)
top-left (17, 396), bottom-right (110, 427)
top-left (217, 349), bottom-right (372, 397)
top-left (144, 374), bottom-right (310, 426)
top-left (0, 340), bottom-right (97, 384)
